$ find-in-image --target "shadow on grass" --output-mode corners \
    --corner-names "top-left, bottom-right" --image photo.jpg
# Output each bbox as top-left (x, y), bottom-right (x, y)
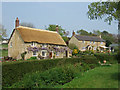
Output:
top-left (111, 72), bottom-right (120, 81)
top-left (111, 72), bottom-right (120, 88)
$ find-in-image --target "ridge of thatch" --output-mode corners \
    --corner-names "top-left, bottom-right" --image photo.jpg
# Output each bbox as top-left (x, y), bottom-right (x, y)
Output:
top-left (16, 26), bottom-right (66, 46)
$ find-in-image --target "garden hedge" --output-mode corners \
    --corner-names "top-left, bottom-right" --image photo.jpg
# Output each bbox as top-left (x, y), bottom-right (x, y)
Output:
top-left (2, 56), bottom-right (99, 87)
top-left (94, 53), bottom-right (118, 64)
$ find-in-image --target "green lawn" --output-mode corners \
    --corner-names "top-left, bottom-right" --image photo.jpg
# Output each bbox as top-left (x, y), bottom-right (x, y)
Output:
top-left (55, 64), bottom-right (119, 88)
top-left (0, 50), bottom-right (8, 57)
top-left (0, 44), bottom-right (8, 48)
top-left (0, 44), bottom-right (8, 57)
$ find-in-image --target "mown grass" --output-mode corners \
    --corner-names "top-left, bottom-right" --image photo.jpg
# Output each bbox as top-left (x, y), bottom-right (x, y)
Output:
top-left (55, 64), bottom-right (119, 88)
top-left (0, 50), bottom-right (8, 57)
top-left (0, 44), bottom-right (8, 48)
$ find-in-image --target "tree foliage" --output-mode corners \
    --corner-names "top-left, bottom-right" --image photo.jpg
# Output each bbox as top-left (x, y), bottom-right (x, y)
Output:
top-left (0, 24), bottom-right (7, 39)
top-left (20, 22), bottom-right (35, 28)
top-left (87, 1), bottom-right (120, 25)
top-left (46, 24), bottom-right (65, 37)
top-left (77, 29), bottom-right (89, 35)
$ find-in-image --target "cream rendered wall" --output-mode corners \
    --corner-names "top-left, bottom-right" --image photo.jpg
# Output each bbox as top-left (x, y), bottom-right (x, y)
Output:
top-left (8, 30), bottom-right (25, 59)
top-left (69, 36), bottom-right (106, 51)
top-left (69, 36), bottom-right (81, 49)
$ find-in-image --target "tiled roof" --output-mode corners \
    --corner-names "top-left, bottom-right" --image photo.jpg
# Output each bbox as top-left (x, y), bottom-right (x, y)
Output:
top-left (16, 26), bottom-right (66, 46)
top-left (74, 35), bottom-right (105, 42)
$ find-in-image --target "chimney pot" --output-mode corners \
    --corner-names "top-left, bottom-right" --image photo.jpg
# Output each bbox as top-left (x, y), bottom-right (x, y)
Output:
top-left (15, 17), bottom-right (19, 28)
top-left (72, 30), bottom-right (75, 36)
top-left (56, 25), bottom-right (59, 33)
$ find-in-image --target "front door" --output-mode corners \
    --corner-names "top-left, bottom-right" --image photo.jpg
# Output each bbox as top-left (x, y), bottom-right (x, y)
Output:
top-left (66, 50), bottom-right (68, 57)
top-left (49, 52), bottom-right (52, 58)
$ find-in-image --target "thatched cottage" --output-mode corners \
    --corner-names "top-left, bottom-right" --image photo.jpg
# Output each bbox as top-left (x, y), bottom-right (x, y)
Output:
top-left (69, 31), bottom-right (107, 52)
top-left (8, 18), bottom-right (72, 60)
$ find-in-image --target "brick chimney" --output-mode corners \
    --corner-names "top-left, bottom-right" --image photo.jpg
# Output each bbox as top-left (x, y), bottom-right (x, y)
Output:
top-left (72, 30), bottom-right (75, 36)
top-left (15, 17), bottom-right (19, 28)
top-left (56, 25), bottom-right (59, 33)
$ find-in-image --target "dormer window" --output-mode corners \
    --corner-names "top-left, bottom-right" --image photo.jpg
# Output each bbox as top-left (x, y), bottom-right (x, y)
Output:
top-left (82, 41), bottom-right (85, 43)
top-left (42, 44), bottom-right (47, 48)
top-left (32, 42), bottom-right (35, 46)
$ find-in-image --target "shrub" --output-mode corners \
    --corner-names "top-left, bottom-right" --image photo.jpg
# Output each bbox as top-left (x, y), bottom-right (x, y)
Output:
top-left (27, 56), bottom-right (37, 60)
top-left (21, 51), bottom-right (27, 60)
top-left (94, 53), bottom-right (117, 64)
top-left (10, 65), bottom-right (76, 88)
top-left (2, 56), bottom-right (98, 87)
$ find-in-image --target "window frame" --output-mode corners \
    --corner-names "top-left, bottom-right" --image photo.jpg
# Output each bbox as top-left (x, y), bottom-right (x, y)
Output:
top-left (10, 42), bottom-right (12, 48)
top-left (33, 51), bottom-right (37, 56)
top-left (41, 50), bottom-right (46, 57)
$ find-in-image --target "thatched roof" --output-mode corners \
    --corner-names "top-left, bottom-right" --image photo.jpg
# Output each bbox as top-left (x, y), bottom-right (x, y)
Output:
top-left (74, 35), bottom-right (105, 42)
top-left (16, 26), bottom-right (66, 46)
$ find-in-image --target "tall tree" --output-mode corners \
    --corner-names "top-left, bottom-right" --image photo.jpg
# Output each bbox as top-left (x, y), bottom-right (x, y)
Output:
top-left (93, 30), bottom-right (101, 35)
top-left (87, 1), bottom-right (120, 31)
top-left (77, 29), bottom-right (89, 35)
top-left (0, 24), bottom-right (7, 39)
top-left (20, 22), bottom-right (35, 28)
top-left (46, 24), bottom-right (65, 37)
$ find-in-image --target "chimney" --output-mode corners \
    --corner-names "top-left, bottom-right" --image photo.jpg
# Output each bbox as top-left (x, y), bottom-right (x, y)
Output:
top-left (72, 30), bottom-right (75, 36)
top-left (56, 25), bottom-right (59, 33)
top-left (15, 17), bottom-right (19, 28)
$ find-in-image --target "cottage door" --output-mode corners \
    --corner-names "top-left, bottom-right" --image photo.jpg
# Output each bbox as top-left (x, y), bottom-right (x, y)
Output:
top-left (49, 52), bottom-right (52, 58)
top-left (66, 50), bottom-right (68, 57)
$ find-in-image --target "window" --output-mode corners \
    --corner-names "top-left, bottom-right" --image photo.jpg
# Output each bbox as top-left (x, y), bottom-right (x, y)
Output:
top-left (82, 41), bottom-right (85, 43)
top-left (10, 42), bottom-right (12, 47)
top-left (82, 47), bottom-right (86, 50)
top-left (42, 44), bottom-right (47, 48)
top-left (41, 50), bottom-right (46, 57)
top-left (33, 51), bottom-right (37, 56)
top-left (32, 42), bottom-right (35, 46)
top-left (90, 41), bottom-right (92, 44)
top-left (101, 42), bottom-right (103, 44)
top-left (94, 47), bottom-right (96, 50)
top-left (56, 52), bottom-right (59, 56)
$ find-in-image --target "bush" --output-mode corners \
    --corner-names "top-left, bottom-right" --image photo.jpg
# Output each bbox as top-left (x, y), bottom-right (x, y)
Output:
top-left (2, 56), bottom-right (98, 87)
top-left (94, 53), bottom-right (117, 64)
top-left (10, 65), bottom-right (76, 88)
top-left (27, 56), bottom-right (37, 60)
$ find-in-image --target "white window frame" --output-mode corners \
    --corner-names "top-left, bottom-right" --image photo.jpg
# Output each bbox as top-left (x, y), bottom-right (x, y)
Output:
top-left (94, 47), bottom-right (96, 50)
top-left (10, 42), bottom-right (12, 48)
top-left (82, 47), bottom-right (86, 50)
top-left (32, 42), bottom-right (35, 47)
top-left (41, 50), bottom-right (47, 57)
top-left (101, 42), bottom-right (103, 44)
top-left (42, 44), bottom-right (47, 48)
top-left (90, 41), bottom-right (92, 44)
top-left (33, 51), bottom-right (37, 56)
top-left (56, 52), bottom-right (59, 56)
top-left (82, 41), bottom-right (85, 43)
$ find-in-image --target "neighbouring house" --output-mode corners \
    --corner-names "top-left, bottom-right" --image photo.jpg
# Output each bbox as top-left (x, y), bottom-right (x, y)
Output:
top-left (109, 44), bottom-right (119, 52)
top-left (8, 17), bottom-right (72, 60)
top-left (69, 31), bottom-right (106, 52)
top-left (0, 38), bottom-right (9, 44)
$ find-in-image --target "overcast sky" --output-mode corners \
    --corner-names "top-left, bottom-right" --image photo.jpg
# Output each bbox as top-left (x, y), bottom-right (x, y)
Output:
top-left (2, 2), bottom-right (118, 38)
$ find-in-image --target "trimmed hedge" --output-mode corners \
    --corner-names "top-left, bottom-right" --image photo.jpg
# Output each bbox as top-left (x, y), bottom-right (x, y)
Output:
top-left (2, 56), bottom-right (99, 87)
top-left (10, 63), bottom-right (98, 88)
top-left (94, 53), bottom-right (118, 64)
